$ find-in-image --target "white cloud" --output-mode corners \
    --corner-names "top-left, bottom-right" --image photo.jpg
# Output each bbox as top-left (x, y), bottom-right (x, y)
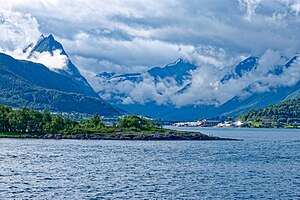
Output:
top-left (291, 1), bottom-right (300, 14)
top-left (29, 50), bottom-right (68, 71)
top-left (0, 9), bottom-right (40, 54)
top-left (238, 0), bottom-right (262, 21)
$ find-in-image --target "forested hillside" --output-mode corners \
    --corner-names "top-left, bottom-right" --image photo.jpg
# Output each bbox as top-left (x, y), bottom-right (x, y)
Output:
top-left (238, 99), bottom-right (300, 128)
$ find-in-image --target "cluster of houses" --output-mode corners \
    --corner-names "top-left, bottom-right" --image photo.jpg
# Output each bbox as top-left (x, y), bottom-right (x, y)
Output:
top-left (172, 119), bottom-right (244, 128)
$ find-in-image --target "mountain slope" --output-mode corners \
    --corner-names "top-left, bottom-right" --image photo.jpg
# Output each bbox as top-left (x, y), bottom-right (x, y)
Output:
top-left (28, 34), bottom-right (98, 97)
top-left (0, 53), bottom-right (96, 97)
top-left (218, 54), bottom-right (300, 117)
top-left (0, 52), bottom-right (121, 116)
top-left (217, 84), bottom-right (300, 117)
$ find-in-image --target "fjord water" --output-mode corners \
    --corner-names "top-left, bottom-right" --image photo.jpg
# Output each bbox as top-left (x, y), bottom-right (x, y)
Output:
top-left (0, 128), bottom-right (300, 199)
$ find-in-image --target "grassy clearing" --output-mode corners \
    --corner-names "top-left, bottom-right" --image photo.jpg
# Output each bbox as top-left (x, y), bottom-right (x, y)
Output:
top-left (0, 132), bottom-right (30, 138)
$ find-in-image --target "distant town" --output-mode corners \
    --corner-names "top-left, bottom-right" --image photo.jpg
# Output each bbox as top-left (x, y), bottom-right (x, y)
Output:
top-left (172, 119), bottom-right (244, 128)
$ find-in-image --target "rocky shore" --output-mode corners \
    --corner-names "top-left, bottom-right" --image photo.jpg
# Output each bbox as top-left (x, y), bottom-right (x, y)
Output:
top-left (0, 131), bottom-right (238, 141)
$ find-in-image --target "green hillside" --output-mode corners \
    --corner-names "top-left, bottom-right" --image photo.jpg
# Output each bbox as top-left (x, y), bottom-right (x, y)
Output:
top-left (238, 99), bottom-right (300, 128)
top-left (0, 53), bottom-right (122, 116)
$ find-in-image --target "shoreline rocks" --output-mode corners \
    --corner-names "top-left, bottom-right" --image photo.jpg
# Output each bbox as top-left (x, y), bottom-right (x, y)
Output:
top-left (1, 131), bottom-right (239, 141)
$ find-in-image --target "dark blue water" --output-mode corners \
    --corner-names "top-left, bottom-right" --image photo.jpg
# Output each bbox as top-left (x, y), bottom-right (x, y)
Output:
top-left (0, 128), bottom-right (300, 199)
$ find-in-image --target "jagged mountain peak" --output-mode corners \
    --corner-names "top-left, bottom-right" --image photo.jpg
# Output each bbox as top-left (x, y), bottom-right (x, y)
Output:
top-left (221, 56), bottom-right (259, 83)
top-left (29, 34), bottom-right (67, 57)
top-left (148, 59), bottom-right (197, 84)
top-left (166, 58), bottom-right (190, 67)
top-left (235, 56), bottom-right (258, 76)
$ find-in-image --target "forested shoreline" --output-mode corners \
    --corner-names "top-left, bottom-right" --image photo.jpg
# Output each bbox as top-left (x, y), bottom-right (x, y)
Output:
top-left (0, 104), bottom-right (229, 140)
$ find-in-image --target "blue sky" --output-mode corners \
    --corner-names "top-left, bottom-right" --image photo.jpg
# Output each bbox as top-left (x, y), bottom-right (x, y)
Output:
top-left (1, 0), bottom-right (300, 106)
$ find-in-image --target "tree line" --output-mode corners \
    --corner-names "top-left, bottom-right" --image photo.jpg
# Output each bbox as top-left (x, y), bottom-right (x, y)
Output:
top-left (0, 104), bottom-right (161, 134)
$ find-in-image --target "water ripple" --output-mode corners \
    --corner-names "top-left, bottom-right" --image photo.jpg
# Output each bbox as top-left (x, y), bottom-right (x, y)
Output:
top-left (0, 129), bottom-right (300, 199)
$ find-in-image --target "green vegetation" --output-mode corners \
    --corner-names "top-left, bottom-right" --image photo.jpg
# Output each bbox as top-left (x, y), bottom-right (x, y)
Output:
top-left (0, 104), bottom-right (162, 137)
top-left (238, 99), bottom-right (300, 128)
top-left (119, 115), bottom-right (163, 133)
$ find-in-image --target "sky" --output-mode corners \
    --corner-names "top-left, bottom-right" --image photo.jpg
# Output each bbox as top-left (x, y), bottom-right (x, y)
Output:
top-left (0, 0), bottom-right (300, 106)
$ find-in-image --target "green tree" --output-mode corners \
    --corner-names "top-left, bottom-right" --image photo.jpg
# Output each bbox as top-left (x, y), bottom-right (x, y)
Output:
top-left (0, 105), bottom-right (12, 132)
top-left (118, 115), bottom-right (159, 131)
top-left (90, 113), bottom-right (104, 127)
top-left (50, 116), bottom-right (64, 133)
top-left (43, 111), bottom-right (52, 123)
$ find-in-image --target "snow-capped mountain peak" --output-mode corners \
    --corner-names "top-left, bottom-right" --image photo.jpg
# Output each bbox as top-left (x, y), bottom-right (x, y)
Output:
top-left (26, 34), bottom-right (98, 97)
top-left (29, 34), bottom-right (67, 57)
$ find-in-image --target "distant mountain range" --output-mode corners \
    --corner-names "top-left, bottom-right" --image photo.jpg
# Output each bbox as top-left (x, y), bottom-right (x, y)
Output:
top-left (0, 35), bottom-right (122, 116)
top-left (96, 54), bottom-right (300, 121)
